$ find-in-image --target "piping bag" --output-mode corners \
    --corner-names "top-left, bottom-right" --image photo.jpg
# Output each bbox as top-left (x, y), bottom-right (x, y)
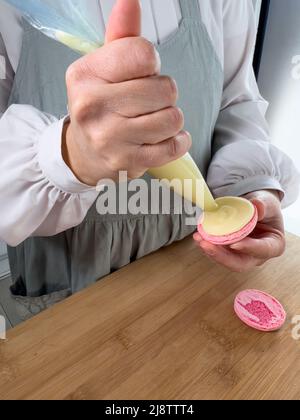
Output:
top-left (5, 0), bottom-right (258, 242)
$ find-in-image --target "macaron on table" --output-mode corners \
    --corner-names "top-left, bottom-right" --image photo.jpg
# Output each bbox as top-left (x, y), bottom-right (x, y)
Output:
top-left (234, 290), bottom-right (286, 332)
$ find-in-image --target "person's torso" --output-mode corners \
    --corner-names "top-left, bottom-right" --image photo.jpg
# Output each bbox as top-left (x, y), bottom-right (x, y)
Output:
top-left (7, 0), bottom-right (224, 303)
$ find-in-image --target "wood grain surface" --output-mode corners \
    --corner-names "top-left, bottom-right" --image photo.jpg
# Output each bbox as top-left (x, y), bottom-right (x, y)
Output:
top-left (0, 234), bottom-right (300, 400)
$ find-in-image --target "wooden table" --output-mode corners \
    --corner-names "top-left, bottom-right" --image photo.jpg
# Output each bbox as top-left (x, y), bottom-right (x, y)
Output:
top-left (1, 234), bottom-right (300, 400)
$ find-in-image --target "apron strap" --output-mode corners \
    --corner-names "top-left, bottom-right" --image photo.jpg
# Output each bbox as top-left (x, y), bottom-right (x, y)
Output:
top-left (179, 0), bottom-right (200, 19)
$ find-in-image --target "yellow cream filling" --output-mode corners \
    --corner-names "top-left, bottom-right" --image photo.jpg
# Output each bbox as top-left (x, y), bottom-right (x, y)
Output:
top-left (200, 197), bottom-right (255, 236)
top-left (55, 31), bottom-right (102, 55)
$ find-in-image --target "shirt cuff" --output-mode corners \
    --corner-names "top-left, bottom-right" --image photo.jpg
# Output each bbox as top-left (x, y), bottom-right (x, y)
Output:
top-left (37, 117), bottom-right (96, 194)
top-left (212, 175), bottom-right (285, 200)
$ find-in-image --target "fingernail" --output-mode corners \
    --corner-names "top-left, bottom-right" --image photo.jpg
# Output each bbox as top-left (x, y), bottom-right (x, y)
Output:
top-left (193, 233), bottom-right (200, 241)
top-left (154, 48), bottom-right (161, 73)
top-left (175, 132), bottom-right (186, 147)
top-left (177, 107), bottom-right (184, 118)
top-left (176, 131), bottom-right (192, 151)
top-left (176, 130), bottom-right (188, 139)
top-left (206, 251), bottom-right (216, 257)
top-left (202, 246), bottom-right (215, 256)
top-left (230, 243), bottom-right (242, 250)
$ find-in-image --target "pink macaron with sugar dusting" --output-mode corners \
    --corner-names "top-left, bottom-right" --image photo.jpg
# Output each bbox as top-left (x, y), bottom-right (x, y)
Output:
top-left (198, 197), bottom-right (258, 246)
top-left (234, 289), bottom-right (286, 332)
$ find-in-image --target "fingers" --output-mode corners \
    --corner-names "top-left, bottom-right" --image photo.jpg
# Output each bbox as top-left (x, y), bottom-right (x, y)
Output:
top-left (137, 131), bottom-right (192, 168)
top-left (194, 238), bottom-right (264, 273)
top-left (101, 75), bottom-right (178, 117)
top-left (105, 0), bottom-right (141, 43)
top-left (251, 199), bottom-right (266, 221)
top-left (230, 230), bottom-right (286, 259)
top-left (194, 226), bottom-right (285, 272)
top-left (126, 107), bottom-right (184, 144)
top-left (68, 37), bottom-right (161, 85)
top-left (69, 75), bottom-right (182, 144)
top-left (93, 37), bottom-right (161, 82)
top-left (244, 190), bottom-right (282, 221)
top-left (194, 191), bottom-right (286, 273)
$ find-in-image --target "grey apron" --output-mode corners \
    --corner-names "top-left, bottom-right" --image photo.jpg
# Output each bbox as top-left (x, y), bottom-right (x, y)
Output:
top-left (7, 0), bottom-right (223, 322)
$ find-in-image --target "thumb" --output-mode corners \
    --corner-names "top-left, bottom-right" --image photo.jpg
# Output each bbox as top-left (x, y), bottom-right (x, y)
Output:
top-left (249, 198), bottom-right (266, 222)
top-left (245, 190), bottom-right (282, 222)
top-left (105, 0), bottom-right (142, 44)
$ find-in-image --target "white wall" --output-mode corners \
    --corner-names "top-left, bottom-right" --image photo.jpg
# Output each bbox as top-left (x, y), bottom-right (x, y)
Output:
top-left (258, 0), bottom-right (300, 236)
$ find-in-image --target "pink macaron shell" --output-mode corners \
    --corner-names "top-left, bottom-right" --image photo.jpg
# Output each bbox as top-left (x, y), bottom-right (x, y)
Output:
top-left (234, 290), bottom-right (286, 332)
top-left (197, 206), bottom-right (258, 246)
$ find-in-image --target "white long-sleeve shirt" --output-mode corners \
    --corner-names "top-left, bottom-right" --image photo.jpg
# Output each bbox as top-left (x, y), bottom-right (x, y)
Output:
top-left (0, 0), bottom-right (299, 246)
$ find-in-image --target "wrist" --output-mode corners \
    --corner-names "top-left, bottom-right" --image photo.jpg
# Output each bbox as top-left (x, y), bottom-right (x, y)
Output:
top-left (62, 120), bottom-right (95, 186)
top-left (243, 190), bottom-right (283, 219)
top-left (243, 189), bottom-right (282, 203)
top-left (266, 189), bottom-right (282, 203)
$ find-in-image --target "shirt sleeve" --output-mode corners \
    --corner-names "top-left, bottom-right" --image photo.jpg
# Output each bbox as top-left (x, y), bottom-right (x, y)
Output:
top-left (0, 10), bottom-right (99, 247)
top-left (0, 103), bottom-right (99, 246)
top-left (207, 0), bottom-right (300, 208)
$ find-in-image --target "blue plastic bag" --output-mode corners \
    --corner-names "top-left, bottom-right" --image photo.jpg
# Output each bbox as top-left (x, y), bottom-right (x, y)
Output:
top-left (5, 0), bottom-right (103, 54)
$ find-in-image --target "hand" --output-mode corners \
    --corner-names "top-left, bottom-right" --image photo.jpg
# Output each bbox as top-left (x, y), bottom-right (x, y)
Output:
top-left (193, 190), bottom-right (286, 272)
top-left (63, 0), bottom-right (191, 186)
